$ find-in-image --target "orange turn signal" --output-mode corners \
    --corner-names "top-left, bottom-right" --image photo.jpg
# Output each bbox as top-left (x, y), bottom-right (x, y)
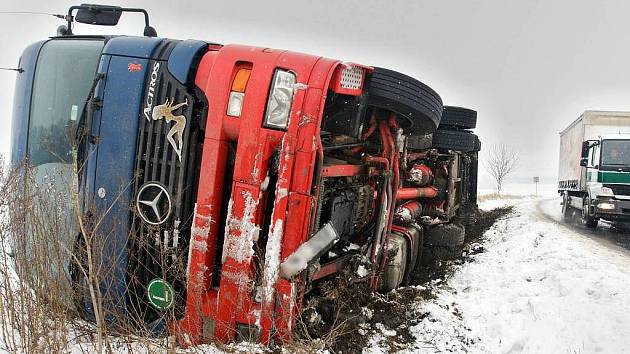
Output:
top-left (231, 68), bottom-right (251, 93)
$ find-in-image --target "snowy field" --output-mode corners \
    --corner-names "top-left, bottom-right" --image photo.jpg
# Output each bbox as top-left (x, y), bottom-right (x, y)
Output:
top-left (478, 182), bottom-right (557, 198)
top-left (404, 194), bottom-right (630, 353)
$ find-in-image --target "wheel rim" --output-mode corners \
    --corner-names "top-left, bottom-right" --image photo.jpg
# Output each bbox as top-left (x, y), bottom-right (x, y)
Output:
top-left (582, 200), bottom-right (589, 220)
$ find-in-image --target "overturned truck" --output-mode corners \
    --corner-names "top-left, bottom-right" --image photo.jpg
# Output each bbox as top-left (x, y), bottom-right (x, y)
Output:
top-left (9, 4), bottom-right (480, 345)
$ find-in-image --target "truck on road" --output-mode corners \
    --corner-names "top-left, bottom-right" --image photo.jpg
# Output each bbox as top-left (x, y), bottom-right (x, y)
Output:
top-left (558, 110), bottom-right (630, 228)
top-left (9, 4), bottom-right (480, 345)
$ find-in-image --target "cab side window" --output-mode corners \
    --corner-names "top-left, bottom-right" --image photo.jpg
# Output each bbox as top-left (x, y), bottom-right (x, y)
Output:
top-left (588, 145), bottom-right (595, 166)
top-left (592, 145), bottom-right (600, 167)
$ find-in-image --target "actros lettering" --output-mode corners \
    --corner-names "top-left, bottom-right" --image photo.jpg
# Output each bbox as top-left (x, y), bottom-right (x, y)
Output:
top-left (143, 62), bottom-right (161, 120)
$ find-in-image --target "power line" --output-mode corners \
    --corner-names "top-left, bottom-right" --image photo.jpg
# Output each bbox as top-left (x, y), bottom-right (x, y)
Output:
top-left (0, 11), bottom-right (65, 19)
top-left (0, 67), bottom-right (23, 73)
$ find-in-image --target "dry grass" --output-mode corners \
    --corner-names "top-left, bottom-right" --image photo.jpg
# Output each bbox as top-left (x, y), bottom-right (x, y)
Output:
top-left (477, 193), bottom-right (535, 202)
top-left (0, 156), bottom-right (239, 353)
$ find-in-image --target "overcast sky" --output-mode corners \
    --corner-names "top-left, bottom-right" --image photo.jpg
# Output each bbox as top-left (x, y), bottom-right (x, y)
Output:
top-left (3, 0), bottom-right (630, 188)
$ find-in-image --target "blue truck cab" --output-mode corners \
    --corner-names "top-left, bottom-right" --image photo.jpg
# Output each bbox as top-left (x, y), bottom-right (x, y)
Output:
top-left (10, 5), bottom-right (210, 331)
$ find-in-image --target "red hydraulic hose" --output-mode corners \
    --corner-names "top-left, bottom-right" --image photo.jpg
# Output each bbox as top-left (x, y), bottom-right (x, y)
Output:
top-left (362, 112), bottom-right (377, 140)
top-left (396, 187), bottom-right (439, 200)
top-left (364, 156), bottom-right (389, 170)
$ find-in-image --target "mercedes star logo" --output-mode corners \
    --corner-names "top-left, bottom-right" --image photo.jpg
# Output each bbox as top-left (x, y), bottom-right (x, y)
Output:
top-left (136, 182), bottom-right (172, 225)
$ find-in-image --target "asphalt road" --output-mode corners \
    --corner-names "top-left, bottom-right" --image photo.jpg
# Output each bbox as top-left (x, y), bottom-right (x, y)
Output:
top-left (536, 197), bottom-right (630, 254)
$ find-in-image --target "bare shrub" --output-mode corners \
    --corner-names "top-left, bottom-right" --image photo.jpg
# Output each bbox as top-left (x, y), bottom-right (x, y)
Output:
top-left (0, 155), bottom-right (215, 353)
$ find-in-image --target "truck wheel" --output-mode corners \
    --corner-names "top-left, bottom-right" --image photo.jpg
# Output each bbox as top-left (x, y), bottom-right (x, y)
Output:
top-left (582, 198), bottom-right (599, 229)
top-left (407, 134), bottom-right (433, 150)
top-left (424, 223), bottom-right (465, 247)
top-left (422, 246), bottom-right (462, 264)
top-left (439, 106), bottom-right (477, 129)
top-left (380, 234), bottom-right (409, 292)
top-left (365, 67), bottom-right (443, 134)
top-left (460, 209), bottom-right (478, 229)
top-left (561, 192), bottom-right (571, 220)
top-left (432, 129), bottom-right (476, 152)
top-left (422, 223), bottom-right (465, 264)
top-left (473, 134), bottom-right (481, 152)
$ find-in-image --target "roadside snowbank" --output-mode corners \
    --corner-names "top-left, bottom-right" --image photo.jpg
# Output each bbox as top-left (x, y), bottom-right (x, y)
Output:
top-left (478, 183), bottom-right (556, 197)
top-left (410, 198), bottom-right (630, 353)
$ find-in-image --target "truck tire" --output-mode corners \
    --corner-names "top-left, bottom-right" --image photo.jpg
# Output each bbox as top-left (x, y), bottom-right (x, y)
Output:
top-left (365, 67), bottom-right (443, 134)
top-left (582, 198), bottom-right (599, 229)
top-left (473, 135), bottom-right (481, 152)
top-left (432, 129), bottom-right (476, 152)
top-left (424, 223), bottom-right (465, 247)
top-left (422, 223), bottom-right (465, 264)
top-left (439, 106), bottom-right (477, 129)
top-left (422, 245), bottom-right (462, 264)
top-left (459, 209), bottom-right (478, 229)
top-left (407, 134), bottom-right (433, 150)
top-left (561, 192), bottom-right (571, 220)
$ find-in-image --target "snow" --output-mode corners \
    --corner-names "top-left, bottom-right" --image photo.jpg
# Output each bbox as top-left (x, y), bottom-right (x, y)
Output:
top-left (262, 219), bottom-right (284, 304)
top-left (478, 182), bottom-right (557, 197)
top-left (222, 191), bottom-right (261, 264)
top-left (405, 197), bottom-right (630, 353)
top-left (357, 264), bottom-right (369, 278)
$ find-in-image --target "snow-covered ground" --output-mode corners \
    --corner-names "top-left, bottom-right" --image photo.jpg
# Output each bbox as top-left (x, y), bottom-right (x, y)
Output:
top-left (478, 183), bottom-right (557, 198)
top-left (407, 195), bottom-right (630, 353)
top-left (6, 181), bottom-right (630, 353)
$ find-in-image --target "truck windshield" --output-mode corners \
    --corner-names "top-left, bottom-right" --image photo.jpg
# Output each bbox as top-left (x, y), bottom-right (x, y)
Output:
top-left (601, 139), bottom-right (630, 166)
top-left (27, 39), bottom-right (103, 167)
top-left (23, 39), bottom-right (103, 281)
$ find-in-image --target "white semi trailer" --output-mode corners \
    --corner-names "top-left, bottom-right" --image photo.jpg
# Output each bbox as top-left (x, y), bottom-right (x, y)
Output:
top-left (558, 111), bottom-right (630, 228)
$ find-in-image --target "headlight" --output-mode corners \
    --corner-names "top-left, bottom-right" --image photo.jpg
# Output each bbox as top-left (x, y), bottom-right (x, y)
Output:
top-left (600, 187), bottom-right (614, 195)
top-left (598, 202), bottom-right (615, 210)
top-left (264, 69), bottom-right (296, 130)
top-left (227, 92), bottom-right (244, 117)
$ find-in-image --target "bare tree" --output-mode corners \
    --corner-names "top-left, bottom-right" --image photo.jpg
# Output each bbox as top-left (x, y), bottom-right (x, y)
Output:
top-left (485, 144), bottom-right (519, 194)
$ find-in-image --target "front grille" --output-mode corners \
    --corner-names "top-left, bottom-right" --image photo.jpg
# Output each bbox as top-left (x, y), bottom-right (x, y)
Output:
top-left (605, 184), bottom-right (630, 196)
top-left (127, 44), bottom-right (205, 325)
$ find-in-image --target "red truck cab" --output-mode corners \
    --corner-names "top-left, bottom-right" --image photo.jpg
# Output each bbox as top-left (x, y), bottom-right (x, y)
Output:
top-left (180, 46), bottom-right (374, 343)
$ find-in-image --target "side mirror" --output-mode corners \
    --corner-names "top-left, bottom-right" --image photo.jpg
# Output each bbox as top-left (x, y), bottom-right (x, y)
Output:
top-left (143, 26), bottom-right (158, 37)
top-left (66, 4), bottom-right (157, 37)
top-left (75, 4), bottom-right (122, 26)
top-left (580, 157), bottom-right (588, 167)
top-left (581, 141), bottom-right (590, 158)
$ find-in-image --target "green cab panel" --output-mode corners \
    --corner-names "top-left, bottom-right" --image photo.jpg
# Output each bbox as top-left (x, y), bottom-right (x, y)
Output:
top-left (598, 171), bottom-right (630, 183)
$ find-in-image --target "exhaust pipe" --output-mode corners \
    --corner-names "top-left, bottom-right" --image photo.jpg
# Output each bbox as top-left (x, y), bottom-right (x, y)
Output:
top-left (396, 187), bottom-right (438, 200)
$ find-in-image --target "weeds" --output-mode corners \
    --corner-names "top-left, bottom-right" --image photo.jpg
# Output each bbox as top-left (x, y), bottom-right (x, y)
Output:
top-left (0, 156), bottom-right (223, 353)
